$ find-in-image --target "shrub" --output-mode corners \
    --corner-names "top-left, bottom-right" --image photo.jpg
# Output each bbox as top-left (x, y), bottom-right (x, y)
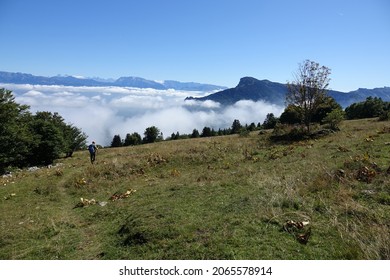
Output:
top-left (323, 109), bottom-right (345, 130)
top-left (378, 111), bottom-right (390, 121)
top-left (270, 123), bottom-right (308, 141)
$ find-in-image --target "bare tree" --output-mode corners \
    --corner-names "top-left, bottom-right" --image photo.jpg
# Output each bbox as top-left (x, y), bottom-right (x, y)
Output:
top-left (286, 60), bottom-right (331, 132)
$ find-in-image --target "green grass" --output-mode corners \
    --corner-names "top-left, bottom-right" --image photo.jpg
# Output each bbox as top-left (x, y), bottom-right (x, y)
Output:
top-left (1, 118), bottom-right (389, 259)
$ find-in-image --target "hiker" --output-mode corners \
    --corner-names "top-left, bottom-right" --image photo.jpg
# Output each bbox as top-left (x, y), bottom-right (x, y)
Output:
top-left (88, 141), bottom-right (98, 164)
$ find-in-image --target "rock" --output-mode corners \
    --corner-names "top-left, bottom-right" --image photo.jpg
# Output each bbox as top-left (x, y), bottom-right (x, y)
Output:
top-left (27, 166), bottom-right (40, 172)
top-left (2, 172), bottom-right (12, 178)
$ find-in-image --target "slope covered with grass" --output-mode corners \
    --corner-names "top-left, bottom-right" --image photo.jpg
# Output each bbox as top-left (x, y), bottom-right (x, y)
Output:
top-left (1, 119), bottom-right (389, 259)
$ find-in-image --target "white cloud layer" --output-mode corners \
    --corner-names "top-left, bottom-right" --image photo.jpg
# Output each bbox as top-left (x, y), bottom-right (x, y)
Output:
top-left (2, 83), bottom-right (284, 146)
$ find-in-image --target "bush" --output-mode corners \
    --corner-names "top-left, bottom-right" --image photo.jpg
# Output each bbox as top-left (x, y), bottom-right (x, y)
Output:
top-left (239, 128), bottom-right (250, 137)
top-left (279, 105), bottom-right (301, 124)
top-left (378, 111), bottom-right (390, 121)
top-left (323, 109), bottom-right (345, 130)
top-left (270, 123), bottom-right (308, 141)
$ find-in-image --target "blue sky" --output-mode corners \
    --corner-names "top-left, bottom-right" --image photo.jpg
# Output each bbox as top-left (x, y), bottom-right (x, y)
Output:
top-left (0, 0), bottom-right (389, 91)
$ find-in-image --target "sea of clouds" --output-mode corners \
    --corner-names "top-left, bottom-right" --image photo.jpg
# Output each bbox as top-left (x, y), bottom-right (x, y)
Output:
top-left (3, 83), bottom-right (284, 146)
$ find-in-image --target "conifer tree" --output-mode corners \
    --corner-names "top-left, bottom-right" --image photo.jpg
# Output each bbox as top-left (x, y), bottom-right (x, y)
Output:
top-left (111, 134), bottom-right (123, 147)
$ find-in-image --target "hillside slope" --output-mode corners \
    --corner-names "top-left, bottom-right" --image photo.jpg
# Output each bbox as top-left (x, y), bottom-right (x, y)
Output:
top-left (0, 119), bottom-right (389, 259)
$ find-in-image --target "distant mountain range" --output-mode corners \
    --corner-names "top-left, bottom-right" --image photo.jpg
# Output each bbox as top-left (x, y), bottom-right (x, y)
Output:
top-left (2, 71), bottom-right (389, 108)
top-left (0, 71), bottom-right (227, 92)
top-left (186, 77), bottom-right (390, 108)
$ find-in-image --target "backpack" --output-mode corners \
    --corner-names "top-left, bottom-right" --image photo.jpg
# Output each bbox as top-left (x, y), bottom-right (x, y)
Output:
top-left (88, 144), bottom-right (95, 153)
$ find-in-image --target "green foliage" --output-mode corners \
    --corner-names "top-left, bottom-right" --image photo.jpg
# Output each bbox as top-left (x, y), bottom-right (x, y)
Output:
top-left (279, 105), bottom-right (302, 124)
top-left (323, 109), bottom-right (345, 130)
top-left (62, 123), bottom-right (87, 157)
top-left (29, 112), bottom-right (87, 161)
top-left (262, 113), bottom-right (279, 129)
top-left (312, 96), bottom-right (343, 123)
top-left (378, 111), bottom-right (390, 121)
top-left (231, 119), bottom-right (242, 134)
top-left (280, 97), bottom-right (342, 126)
top-left (239, 128), bottom-right (250, 137)
top-left (345, 97), bottom-right (389, 120)
top-left (143, 126), bottom-right (160, 143)
top-left (286, 60), bottom-right (332, 132)
top-left (29, 113), bottom-right (65, 165)
top-left (124, 132), bottom-right (142, 146)
top-left (191, 129), bottom-right (200, 138)
top-left (270, 123), bottom-right (308, 141)
top-left (0, 89), bottom-right (33, 172)
top-left (0, 88), bottom-right (87, 172)
top-left (201, 126), bottom-right (213, 137)
top-left (248, 122), bottom-right (257, 131)
top-left (111, 135), bottom-right (123, 147)
top-left (170, 131), bottom-right (180, 140)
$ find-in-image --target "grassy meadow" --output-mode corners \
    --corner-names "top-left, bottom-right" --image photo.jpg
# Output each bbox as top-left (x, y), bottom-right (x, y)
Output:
top-left (0, 118), bottom-right (389, 260)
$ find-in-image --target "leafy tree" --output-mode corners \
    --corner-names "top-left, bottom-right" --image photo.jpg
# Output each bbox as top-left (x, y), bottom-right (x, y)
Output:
top-left (29, 112), bottom-right (87, 159)
top-left (47, 112), bottom-right (87, 157)
top-left (312, 96), bottom-right (342, 123)
top-left (280, 97), bottom-right (341, 126)
top-left (111, 134), bottom-right (123, 147)
top-left (143, 126), bottom-right (160, 143)
top-left (28, 112), bottom-right (65, 165)
top-left (262, 113), bottom-right (279, 129)
top-left (0, 89), bottom-right (33, 172)
top-left (286, 60), bottom-right (331, 132)
top-left (63, 125), bottom-right (88, 157)
top-left (124, 132), bottom-right (142, 146)
top-left (0, 88), bottom-right (87, 171)
top-left (231, 119), bottom-right (242, 134)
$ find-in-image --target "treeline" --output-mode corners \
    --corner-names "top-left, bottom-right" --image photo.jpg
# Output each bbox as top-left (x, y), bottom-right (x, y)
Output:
top-left (167, 120), bottom-right (260, 140)
top-left (0, 89), bottom-right (87, 173)
top-left (111, 126), bottom-right (163, 147)
top-left (261, 97), bottom-right (390, 129)
top-left (345, 97), bottom-right (390, 120)
top-left (110, 120), bottom-right (262, 147)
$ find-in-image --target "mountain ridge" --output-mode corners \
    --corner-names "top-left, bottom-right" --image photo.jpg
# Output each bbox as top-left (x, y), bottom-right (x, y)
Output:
top-left (0, 71), bottom-right (227, 92)
top-left (186, 76), bottom-right (390, 108)
top-left (2, 71), bottom-right (390, 108)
